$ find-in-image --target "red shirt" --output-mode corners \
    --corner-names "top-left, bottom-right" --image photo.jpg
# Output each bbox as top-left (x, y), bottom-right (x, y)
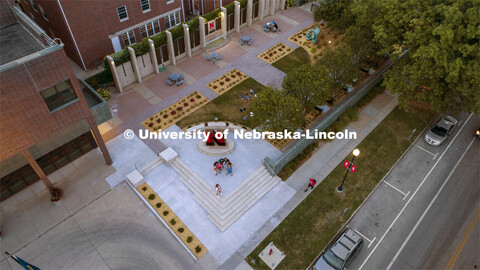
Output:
top-left (310, 178), bottom-right (316, 186)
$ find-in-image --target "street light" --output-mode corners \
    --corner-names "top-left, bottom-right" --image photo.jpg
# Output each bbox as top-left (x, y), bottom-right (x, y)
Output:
top-left (337, 149), bottom-right (360, 193)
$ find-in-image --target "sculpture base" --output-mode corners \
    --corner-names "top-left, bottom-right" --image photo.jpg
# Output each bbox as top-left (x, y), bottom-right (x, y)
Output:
top-left (197, 139), bottom-right (235, 156)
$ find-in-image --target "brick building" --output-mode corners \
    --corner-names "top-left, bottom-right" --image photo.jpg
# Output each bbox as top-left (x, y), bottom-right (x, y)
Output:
top-left (183, 0), bottom-right (235, 16)
top-left (0, 0), bottom-right (113, 201)
top-left (16, 0), bottom-right (186, 70)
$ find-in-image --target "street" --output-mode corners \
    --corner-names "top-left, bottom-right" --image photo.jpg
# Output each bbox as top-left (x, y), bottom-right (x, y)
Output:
top-left (345, 112), bottom-right (480, 270)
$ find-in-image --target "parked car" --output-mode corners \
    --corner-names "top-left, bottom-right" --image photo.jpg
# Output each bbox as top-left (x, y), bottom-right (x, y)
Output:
top-left (313, 228), bottom-right (364, 270)
top-left (424, 116), bottom-right (457, 146)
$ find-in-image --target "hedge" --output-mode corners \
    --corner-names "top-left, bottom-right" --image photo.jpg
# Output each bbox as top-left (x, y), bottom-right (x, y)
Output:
top-left (103, 0), bottom-right (253, 73)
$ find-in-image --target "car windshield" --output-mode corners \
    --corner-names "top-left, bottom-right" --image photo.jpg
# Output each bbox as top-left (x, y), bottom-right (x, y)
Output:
top-left (323, 250), bottom-right (344, 270)
top-left (431, 125), bottom-right (447, 137)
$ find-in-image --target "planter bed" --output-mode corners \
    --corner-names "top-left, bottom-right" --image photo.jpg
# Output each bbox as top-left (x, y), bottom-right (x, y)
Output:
top-left (257, 43), bottom-right (293, 64)
top-left (288, 23), bottom-right (343, 61)
top-left (206, 68), bottom-right (249, 95)
top-left (138, 183), bottom-right (207, 259)
top-left (142, 91), bottom-right (209, 132)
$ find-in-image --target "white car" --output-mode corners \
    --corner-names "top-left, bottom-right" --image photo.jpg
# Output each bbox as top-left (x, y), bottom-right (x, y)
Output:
top-left (424, 116), bottom-right (457, 146)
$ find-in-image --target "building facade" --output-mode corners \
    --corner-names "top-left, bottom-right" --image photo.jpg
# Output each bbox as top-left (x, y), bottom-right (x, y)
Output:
top-left (183, 0), bottom-right (235, 17)
top-left (0, 0), bottom-right (112, 201)
top-left (16, 0), bottom-right (185, 70)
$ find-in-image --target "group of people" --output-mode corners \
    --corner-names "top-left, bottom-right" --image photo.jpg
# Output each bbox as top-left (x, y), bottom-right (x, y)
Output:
top-left (213, 157), bottom-right (233, 176)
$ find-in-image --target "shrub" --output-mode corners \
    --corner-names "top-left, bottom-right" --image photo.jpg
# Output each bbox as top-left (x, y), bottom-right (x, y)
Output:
top-left (171, 110), bottom-right (176, 115)
top-left (187, 236), bottom-right (193, 243)
top-left (310, 47), bottom-right (317, 54)
top-left (95, 88), bottom-right (112, 101)
top-left (195, 246), bottom-right (202, 253)
top-left (142, 187), bottom-right (147, 191)
top-left (170, 219), bottom-right (176, 225)
top-left (190, 98), bottom-right (195, 102)
top-left (178, 227), bottom-right (184, 233)
top-left (163, 211), bottom-right (169, 216)
top-left (148, 194), bottom-right (155, 200)
top-left (156, 202), bottom-right (162, 208)
top-left (184, 102), bottom-right (189, 106)
top-left (163, 114), bottom-right (168, 118)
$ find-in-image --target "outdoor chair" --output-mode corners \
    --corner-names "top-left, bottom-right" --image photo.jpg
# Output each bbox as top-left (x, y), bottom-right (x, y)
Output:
top-left (166, 79), bottom-right (174, 86)
top-left (212, 58), bottom-right (216, 64)
top-left (176, 80), bottom-right (184, 86)
top-left (247, 39), bottom-right (253, 46)
top-left (205, 55), bottom-right (212, 61)
top-left (240, 39), bottom-right (245, 45)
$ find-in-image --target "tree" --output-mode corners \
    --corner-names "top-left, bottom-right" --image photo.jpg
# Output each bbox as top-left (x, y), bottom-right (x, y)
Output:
top-left (318, 45), bottom-right (359, 88)
top-left (313, 0), bottom-right (355, 33)
top-left (356, 0), bottom-right (480, 114)
top-left (282, 64), bottom-right (335, 113)
top-left (251, 87), bottom-right (305, 132)
top-left (343, 25), bottom-right (381, 67)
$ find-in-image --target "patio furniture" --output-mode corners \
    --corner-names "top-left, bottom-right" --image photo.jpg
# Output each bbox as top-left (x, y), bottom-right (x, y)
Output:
top-left (176, 80), bottom-right (184, 86)
top-left (247, 39), bottom-right (253, 46)
top-left (212, 58), bottom-right (216, 64)
top-left (240, 39), bottom-right (245, 45)
top-left (205, 55), bottom-right (212, 61)
top-left (166, 79), bottom-right (174, 86)
top-left (240, 36), bottom-right (252, 45)
top-left (215, 55), bottom-right (223, 60)
top-left (159, 66), bottom-right (167, 72)
top-left (168, 73), bottom-right (182, 81)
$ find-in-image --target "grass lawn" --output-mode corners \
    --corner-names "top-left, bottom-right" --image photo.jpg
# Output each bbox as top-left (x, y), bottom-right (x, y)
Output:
top-left (272, 47), bottom-right (310, 73)
top-left (246, 103), bottom-right (436, 270)
top-left (176, 78), bottom-right (266, 129)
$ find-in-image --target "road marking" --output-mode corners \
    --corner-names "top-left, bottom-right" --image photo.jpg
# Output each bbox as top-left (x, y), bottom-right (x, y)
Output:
top-left (416, 145), bottom-right (439, 159)
top-left (358, 113), bottom-right (473, 270)
top-left (384, 181), bottom-right (410, 200)
top-left (386, 137), bottom-right (476, 270)
top-left (351, 228), bottom-right (376, 248)
top-left (446, 205), bottom-right (480, 270)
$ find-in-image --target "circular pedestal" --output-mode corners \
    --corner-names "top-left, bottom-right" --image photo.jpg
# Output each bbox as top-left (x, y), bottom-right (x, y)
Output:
top-left (197, 139), bottom-right (235, 157)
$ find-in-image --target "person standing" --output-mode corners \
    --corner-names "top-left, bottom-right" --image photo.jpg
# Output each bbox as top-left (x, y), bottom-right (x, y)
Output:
top-left (226, 162), bottom-right (233, 176)
top-left (214, 161), bottom-right (220, 176)
top-left (304, 178), bottom-right (317, 192)
top-left (215, 184), bottom-right (223, 198)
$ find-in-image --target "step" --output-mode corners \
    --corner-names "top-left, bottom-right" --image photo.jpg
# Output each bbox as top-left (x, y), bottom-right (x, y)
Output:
top-left (192, 169), bottom-right (271, 216)
top-left (140, 157), bottom-right (163, 175)
top-left (209, 176), bottom-right (281, 231)
top-left (170, 161), bottom-right (219, 208)
top-left (207, 174), bottom-right (279, 223)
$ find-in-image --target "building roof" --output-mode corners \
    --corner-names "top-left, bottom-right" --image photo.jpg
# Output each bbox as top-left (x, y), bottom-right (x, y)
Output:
top-left (0, 23), bottom-right (44, 66)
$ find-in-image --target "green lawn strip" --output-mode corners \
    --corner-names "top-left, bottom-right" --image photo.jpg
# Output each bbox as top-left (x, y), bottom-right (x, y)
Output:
top-left (272, 47), bottom-right (310, 74)
top-left (246, 103), bottom-right (436, 270)
top-left (177, 78), bottom-right (266, 129)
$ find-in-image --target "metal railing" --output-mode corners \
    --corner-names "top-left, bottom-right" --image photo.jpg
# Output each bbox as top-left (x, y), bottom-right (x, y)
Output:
top-left (11, 6), bottom-right (58, 47)
top-left (264, 59), bottom-right (397, 174)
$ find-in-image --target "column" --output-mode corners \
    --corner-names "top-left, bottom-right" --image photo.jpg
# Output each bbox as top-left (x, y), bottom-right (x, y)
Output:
top-left (234, 1), bottom-right (241, 33)
top-left (128, 47), bottom-right (142, 83)
top-left (165, 30), bottom-right (176, 66)
top-left (199, 17), bottom-right (206, 48)
top-left (22, 149), bottom-right (55, 194)
top-left (183, 24), bottom-right (192, 57)
top-left (220, 7), bottom-right (227, 38)
top-left (258, 0), bottom-right (265, 21)
top-left (106, 56), bottom-right (123, 93)
top-left (148, 39), bottom-right (159, 74)
top-left (280, 0), bottom-right (285, 10)
top-left (247, 0), bottom-right (253, 26)
top-left (87, 116), bottom-right (113, 165)
top-left (270, 0), bottom-right (275, 15)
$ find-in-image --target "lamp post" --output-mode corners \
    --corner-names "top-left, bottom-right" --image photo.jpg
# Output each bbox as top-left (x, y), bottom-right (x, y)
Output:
top-left (337, 149), bottom-right (360, 193)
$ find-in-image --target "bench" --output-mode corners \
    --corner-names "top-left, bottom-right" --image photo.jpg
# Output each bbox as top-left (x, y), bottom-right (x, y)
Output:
top-left (166, 79), bottom-right (174, 86)
top-left (176, 80), bottom-right (184, 86)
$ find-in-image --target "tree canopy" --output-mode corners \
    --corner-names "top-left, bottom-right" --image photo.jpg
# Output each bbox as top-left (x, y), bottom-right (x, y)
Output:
top-left (251, 87), bottom-right (305, 132)
top-left (318, 45), bottom-right (359, 88)
top-left (363, 0), bottom-right (480, 113)
top-left (313, 0), bottom-right (355, 33)
top-left (282, 64), bottom-right (335, 112)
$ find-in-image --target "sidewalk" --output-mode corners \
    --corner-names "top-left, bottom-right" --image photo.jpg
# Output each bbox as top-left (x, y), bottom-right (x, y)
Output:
top-left (224, 91), bottom-right (399, 269)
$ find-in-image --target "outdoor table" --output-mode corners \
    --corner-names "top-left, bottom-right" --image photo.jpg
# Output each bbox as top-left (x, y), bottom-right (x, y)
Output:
top-left (168, 73), bottom-right (182, 82)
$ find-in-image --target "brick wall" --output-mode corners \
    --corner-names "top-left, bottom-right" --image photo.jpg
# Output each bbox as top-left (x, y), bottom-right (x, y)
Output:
top-left (0, 49), bottom-right (91, 160)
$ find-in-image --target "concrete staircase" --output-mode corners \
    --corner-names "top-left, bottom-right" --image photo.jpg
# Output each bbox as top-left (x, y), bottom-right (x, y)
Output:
top-left (171, 159), bottom-right (280, 231)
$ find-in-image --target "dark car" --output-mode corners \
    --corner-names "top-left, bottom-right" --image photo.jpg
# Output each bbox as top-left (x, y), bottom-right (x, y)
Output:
top-left (313, 228), bottom-right (364, 270)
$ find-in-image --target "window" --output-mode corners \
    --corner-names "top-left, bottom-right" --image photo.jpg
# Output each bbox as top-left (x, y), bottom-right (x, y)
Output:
top-left (140, 0), bottom-right (150, 12)
top-left (121, 30), bottom-right (136, 46)
top-left (29, 0), bottom-right (37, 11)
top-left (139, 20), bottom-right (160, 38)
top-left (167, 0), bottom-right (174, 4)
top-left (40, 80), bottom-right (78, 111)
top-left (214, 0), bottom-right (221, 9)
top-left (164, 11), bottom-right (180, 29)
top-left (39, 5), bottom-right (48, 21)
top-left (117, 5), bottom-right (128, 21)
